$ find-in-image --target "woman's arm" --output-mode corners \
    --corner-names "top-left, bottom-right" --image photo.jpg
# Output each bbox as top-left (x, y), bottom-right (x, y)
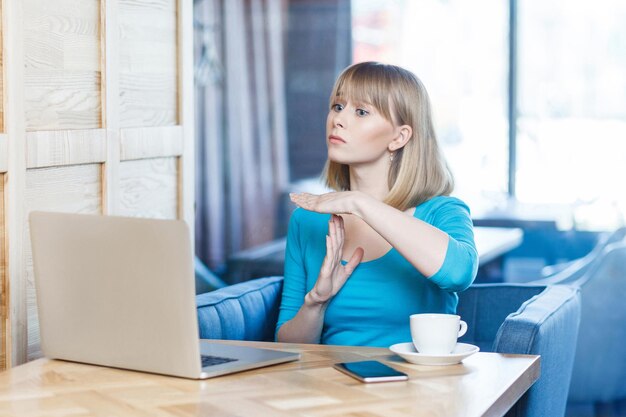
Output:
top-left (290, 192), bottom-right (477, 289)
top-left (276, 214), bottom-right (363, 343)
top-left (354, 195), bottom-right (448, 277)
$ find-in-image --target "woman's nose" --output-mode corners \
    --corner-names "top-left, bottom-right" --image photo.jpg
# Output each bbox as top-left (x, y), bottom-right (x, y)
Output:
top-left (332, 114), bottom-right (345, 129)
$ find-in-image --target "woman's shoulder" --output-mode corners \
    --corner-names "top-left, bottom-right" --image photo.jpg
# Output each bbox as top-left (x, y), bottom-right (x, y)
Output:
top-left (289, 208), bottom-right (330, 231)
top-left (412, 195), bottom-right (472, 225)
top-left (416, 195), bottom-right (470, 213)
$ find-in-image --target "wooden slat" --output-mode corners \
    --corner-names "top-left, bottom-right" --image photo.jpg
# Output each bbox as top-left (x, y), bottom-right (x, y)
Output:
top-left (23, 0), bottom-right (102, 131)
top-left (0, 175), bottom-right (6, 370)
top-left (118, 157), bottom-right (177, 219)
top-left (102, 0), bottom-right (121, 215)
top-left (120, 125), bottom-right (183, 161)
top-left (5, 0), bottom-right (28, 367)
top-left (0, 0), bottom-right (4, 132)
top-left (178, 0), bottom-right (194, 231)
top-left (24, 164), bottom-right (102, 361)
top-left (119, 0), bottom-right (177, 128)
top-left (25, 129), bottom-right (107, 168)
top-left (0, 135), bottom-right (7, 173)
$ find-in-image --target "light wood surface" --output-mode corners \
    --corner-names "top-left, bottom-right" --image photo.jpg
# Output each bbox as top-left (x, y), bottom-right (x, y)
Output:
top-left (0, 0), bottom-right (3, 132)
top-left (102, 0), bottom-right (121, 217)
top-left (177, 0), bottom-right (195, 229)
top-left (0, 340), bottom-right (540, 417)
top-left (0, 176), bottom-right (5, 370)
top-left (119, 0), bottom-right (177, 128)
top-left (119, 158), bottom-right (178, 219)
top-left (5, 0), bottom-right (29, 368)
top-left (120, 126), bottom-right (183, 161)
top-left (0, 135), bottom-right (7, 173)
top-left (23, 0), bottom-right (102, 130)
top-left (25, 129), bottom-right (107, 169)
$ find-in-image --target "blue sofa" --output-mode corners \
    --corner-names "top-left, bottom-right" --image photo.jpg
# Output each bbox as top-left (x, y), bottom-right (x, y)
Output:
top-left (196, 277), bottom-right (581, 417)
top-left (531, 241), bottom-right (626, 417)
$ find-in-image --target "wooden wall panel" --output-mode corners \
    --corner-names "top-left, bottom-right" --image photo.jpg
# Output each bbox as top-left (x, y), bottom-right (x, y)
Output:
top-left (23, 0), bottom-right (101, 131)
top-left (0, 1), bottom-right (3, 132)
top-left (25, 129), bottom-right (107, 169)
top-left (3, 0), bottom-right (193, 367)
top-left (24, 164), bottom-right (102, 361)
top-left (120, 126), bottom-right (183, 161)
top-left (0, 175), bottom-right (6, 369)
top-left (119, 0), bottom-right (178, 128)
top-left (0, 135), bottom-right (7, 173)
top-left (119, 157), bottom-right (177, 219)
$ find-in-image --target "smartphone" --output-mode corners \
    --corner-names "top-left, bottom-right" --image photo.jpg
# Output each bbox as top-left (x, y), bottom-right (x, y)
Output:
top-left (333, 360), bottom-right (409, 383)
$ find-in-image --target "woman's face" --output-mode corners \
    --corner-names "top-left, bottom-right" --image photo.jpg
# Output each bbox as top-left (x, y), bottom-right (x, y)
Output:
top-left (326, 96), bottom-right (398, 166)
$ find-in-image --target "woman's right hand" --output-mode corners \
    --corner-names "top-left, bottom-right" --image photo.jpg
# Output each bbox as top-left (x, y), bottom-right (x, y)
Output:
top-left (306, 215), bottom-right (364, 305)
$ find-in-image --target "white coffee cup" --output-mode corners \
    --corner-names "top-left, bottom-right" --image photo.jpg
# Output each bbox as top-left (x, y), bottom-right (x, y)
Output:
top-left (410, 313), bottom-right (467, 355)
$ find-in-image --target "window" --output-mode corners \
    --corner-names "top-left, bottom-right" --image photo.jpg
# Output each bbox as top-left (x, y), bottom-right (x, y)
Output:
top-left (517, 0), bottom-right (626, 229)
top-left (352, 0), bottom-right (509, 208)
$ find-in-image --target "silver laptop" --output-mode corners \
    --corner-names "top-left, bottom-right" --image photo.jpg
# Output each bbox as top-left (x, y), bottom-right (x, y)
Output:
top-left (29, 211), bottom-right (299, 379)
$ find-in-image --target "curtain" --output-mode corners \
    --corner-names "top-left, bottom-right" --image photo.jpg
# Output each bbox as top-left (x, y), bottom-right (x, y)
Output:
top-left (194, 0), bottom-right (289, 271)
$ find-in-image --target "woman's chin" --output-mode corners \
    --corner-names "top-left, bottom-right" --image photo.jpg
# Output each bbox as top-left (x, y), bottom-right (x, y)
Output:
top-left (328, 156), bottom-right (351, 165)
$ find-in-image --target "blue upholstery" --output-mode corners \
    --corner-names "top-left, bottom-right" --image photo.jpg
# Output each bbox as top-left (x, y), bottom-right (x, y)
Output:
top-left (196, 276), bottom-right (282, 341)
top-left (533, 241), bottom-right (626, 417)
top-left (459, 284), bottom-right (581, 417)
top-left (196, 278), bottom-right (581, 417)
top-left (567, 242), bottom-right (626, 403)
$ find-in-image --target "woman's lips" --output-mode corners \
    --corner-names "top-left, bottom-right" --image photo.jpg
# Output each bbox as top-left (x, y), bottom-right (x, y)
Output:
top-left (329, 135), bottom-right (346, 144)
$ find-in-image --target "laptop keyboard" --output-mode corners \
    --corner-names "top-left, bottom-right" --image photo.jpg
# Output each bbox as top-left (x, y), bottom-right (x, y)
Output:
top-left (201, 354), bottom-right (238, 368)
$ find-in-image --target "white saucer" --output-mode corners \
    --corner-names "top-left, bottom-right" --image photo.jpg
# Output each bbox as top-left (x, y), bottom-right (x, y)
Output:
top-left (389, 342), bottom-right (479, 366)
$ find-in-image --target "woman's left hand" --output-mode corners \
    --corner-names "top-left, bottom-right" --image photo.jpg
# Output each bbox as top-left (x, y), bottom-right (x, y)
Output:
top-left (290, 191), bottom-right (366, 216)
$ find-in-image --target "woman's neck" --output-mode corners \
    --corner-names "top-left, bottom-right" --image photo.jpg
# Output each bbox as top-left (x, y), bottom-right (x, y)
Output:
top-left (348, 162), bottom-right (390, 201)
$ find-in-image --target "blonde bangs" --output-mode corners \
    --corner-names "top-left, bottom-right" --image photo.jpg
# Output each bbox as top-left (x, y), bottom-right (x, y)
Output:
top-left (329, 65), bottom-right (395, 123)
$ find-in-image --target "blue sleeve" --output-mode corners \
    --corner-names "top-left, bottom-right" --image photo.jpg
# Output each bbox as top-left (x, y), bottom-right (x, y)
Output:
top-left (275, 209), bottom-right (307, 339)
top-left (427, 198), bottom-right (478, 292)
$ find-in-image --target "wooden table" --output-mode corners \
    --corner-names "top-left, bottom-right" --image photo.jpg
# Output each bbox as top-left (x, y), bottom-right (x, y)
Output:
top-left (0, 340), bottom-right (539, 417)
top-left (227, 227), bottom-right (524, 283)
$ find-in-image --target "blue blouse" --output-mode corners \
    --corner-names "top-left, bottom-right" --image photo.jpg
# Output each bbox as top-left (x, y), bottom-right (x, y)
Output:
top-left (276, 196), bottom-right (478, 347)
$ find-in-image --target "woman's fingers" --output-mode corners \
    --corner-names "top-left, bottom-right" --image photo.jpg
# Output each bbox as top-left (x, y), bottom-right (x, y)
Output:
top-left (321, 235), bottom-right (334, 275)
top-left (336, 215), bottom-right (345, 247)
top-left (343, 247), bottom-right (364, 276)
top-left (328, 217), bottom-right (336, 256)
top-left (290, 192), bottom-right (318, 211)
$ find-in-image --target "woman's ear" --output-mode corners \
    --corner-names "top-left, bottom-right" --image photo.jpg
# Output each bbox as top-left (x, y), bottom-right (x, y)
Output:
top-left (389, 125), bottom-right (412, 152)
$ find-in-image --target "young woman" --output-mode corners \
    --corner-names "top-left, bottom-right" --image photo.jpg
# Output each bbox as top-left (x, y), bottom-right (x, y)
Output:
top-left (276, 62), bottom-right (478, 347)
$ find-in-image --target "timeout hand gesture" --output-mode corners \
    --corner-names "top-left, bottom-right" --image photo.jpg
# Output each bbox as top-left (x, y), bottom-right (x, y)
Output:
top-left (307, 214), bottom-right (364, 305)
top-left (289, 191), bottom-right (362, 216)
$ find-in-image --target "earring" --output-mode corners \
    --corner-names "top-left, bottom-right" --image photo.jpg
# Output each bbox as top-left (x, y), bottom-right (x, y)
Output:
top-left (389, 152), bottom-right (395, 162)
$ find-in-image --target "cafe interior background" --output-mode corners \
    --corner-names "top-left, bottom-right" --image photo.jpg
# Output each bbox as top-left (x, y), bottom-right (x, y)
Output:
top-left (194, 0), bottom-right (626, 280)
top-left (0, 0), bottom-right (624, 415)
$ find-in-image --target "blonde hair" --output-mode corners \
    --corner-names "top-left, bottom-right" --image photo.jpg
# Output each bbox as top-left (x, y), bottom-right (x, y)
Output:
top-left (323, 61), bottom-right (454, 211)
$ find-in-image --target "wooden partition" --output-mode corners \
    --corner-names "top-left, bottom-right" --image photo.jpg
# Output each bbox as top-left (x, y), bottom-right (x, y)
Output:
top-left (0, 175), bottom-right (6, 370)
top-left (1, 0), bottom-right (194, 367)
top-left (1, 0), bottom-right (7, 371)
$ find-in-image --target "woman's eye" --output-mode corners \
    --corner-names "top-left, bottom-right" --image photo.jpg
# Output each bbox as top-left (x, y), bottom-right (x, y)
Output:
top-left (331, 103), bottom-right (344, 112)
top-left (356, 108), bottom-right (369, 117)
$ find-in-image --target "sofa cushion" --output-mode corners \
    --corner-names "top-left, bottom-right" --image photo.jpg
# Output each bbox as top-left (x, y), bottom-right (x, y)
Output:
top-left (196, 276), bottom-right (283, 341)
